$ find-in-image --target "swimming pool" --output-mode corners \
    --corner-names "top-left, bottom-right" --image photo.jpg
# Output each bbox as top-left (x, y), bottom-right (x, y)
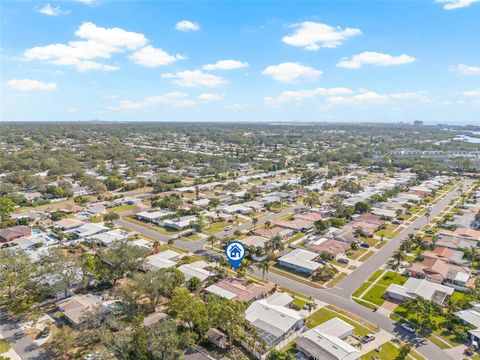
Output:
top-left (32, 229), bottom-right (42, 235)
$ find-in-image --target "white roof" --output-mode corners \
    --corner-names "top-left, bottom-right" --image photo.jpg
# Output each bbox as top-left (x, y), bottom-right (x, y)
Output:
top-left (87, 230), bottom-right (126, 245)
top-left (245, 293), bottom-right (305, 338)
top-left (386, 278), bottom-right (454, 302)
top-left (299, 318), bottom-right (360, 360)
top-left (455, 309), bottom-right (480, 328)
top-left (205, 284), bottom-right (237, 300)
top-left (73, 223), bottom-right (108, 237)
top-left (278, 249), bottom-right (322, 272)
top-left (144, 250), bottom-right (181, 271)
top-left (137, 210), bottom-right (174, 220)
top-left (177, 261), bottom-right (211, 281)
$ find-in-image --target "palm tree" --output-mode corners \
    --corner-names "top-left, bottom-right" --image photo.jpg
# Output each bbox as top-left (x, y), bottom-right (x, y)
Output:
top-left (167, 238), bottom-right (175, 248)
top-left (256, 261), bottom-right (270, 280)
top-left (207, 235), bottom-right (217, 250)
top-left (392, 250), bottom-right (405, 269)
top-left (252, 217), bottom-right (259, 230)
top-left (236, 259), bottom-right (254, 278)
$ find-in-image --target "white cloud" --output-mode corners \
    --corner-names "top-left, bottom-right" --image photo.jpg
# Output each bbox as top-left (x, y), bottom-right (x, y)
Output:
top-left (264, 87), bottom-right (353, 106)
top-left (161, 70), bottom-right (227, 87)
top-left (24, 22), bottom-right (148, 71)
top-left (175, 20), bottom-right (200, 31)
top-left (282, 21), bottom-right (362, 51)
top-left (119, 92), bottom-right (191, 110)
top-left (38, 3), bottom-right (70, 16)
top-left (68, 107), bottom-right (79, 113)
top-left (203, 60), bottom-right (249, 71)
top-left (199, 93), bottom-right (224, 101)
top-left (130, 45), bottom-right (184, 67)
top-left (225, 103), bottom-right (247, 110)
top-left (7, 78), bottom-right (57, 91)
top-left (326, 91), bottom-right (428, 105)
top-left (337, 51), bottom-right (416, 69)
top-left (434, 0), bottom-right (480, 10)
top-left (262, 62), bottom-right (322, 83)
top-left (463, 90), bottom-right (480, 97)
top-left (452, 64), bottom-right (480, 75)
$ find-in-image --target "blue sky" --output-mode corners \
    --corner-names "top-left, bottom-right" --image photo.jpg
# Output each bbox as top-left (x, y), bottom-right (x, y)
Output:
top-left (1, 0), bottom-right (479, 124)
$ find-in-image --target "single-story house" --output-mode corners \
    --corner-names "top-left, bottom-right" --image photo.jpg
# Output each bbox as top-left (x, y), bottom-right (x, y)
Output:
top-left (162, 215), bottom-right (197, 230)
top-left (137, 210), bottom-right (175, 223)
top-left (87, 229), bottom-right (127, 246)
top-left (71, 223), bottom-right (109, 239)
top-left (295, 317), bottom-right (361, 360)
top-left (56, 294), bottom-right (103, 326)
top-left (275, 219), bottom-right (314, 232)
top-left (53, 218), bottom-right (86, 231)
top-left (240, 235), bottom-right (269, 249)
top-left (177, 260), bottom-right (212, 282)
top-left (294, 212), bottom-right (324, 222)
top-left (407, 256), bottom-right (471, 287)
top-left (371, 208), bottom-right (397, 220)
top-left (204, 277), bottom-right (274, 303)
top-left (143, 250), bottom-right (181, 271)
top-left (307, 238), bottom-right (350, 259)
top-left (278, 249), bottom-right (322, 275)
top-left (385, 278), bottom-right (454, 305)
top-left (244, 292), bottom-right (305, 358)
top-left (0, 225), bottom-right (31, 243)
top-left (253, 226), bottom-right (293, 240)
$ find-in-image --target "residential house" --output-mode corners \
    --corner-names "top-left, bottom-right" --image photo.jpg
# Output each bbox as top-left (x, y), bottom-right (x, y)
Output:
top-left (307, 238), bottom-right (350, 260)
top-left (162, 215), bottom-right (197, 230)
top-left (71, 223), bottom-right (108, 239)
top-left (407, 255), bottom-right (472, 289)
top-left (295, 317), bottom-right (361, 360)
top-left (278, 249), bottom-right (322, 275)
top-left (0, 225), bottom-right (31, 243)
top-left (204, 277), bottom-right (274, 303)
top-left (56, 294), bottom-right (103, 326)
top-left (253, 226), bottom-right (293, 239)
top-left (53, 218), bottom-right (85, 231)
top-left (244, 292), bottom-right (305, 359)
top-left (294, 212), bottom-right (324, 222)
top-left (143, 250), bottom-right (181, 271)
top-left (137, 210), bottom-right (175, 223)
top-left (275, 219), bottom-right (314, 232)
top-left (385, 278), bottom-right (454, 305)
top-left (177, 261), bottom-right (212, 282)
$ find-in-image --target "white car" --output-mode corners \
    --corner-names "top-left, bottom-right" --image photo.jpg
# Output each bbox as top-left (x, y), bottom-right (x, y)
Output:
top-left (400, 323), bottom-right (416, 333)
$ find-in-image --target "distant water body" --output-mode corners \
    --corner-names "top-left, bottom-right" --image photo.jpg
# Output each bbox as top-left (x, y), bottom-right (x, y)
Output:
top-left (454, 134), bottom-right (480, 144)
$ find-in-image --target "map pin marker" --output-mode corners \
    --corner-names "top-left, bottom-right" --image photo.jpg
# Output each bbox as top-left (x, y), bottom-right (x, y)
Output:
top-left (225, 241), bottom-right (246, 270)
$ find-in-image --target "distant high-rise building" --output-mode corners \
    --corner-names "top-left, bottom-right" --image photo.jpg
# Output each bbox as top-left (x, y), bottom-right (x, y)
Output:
top-left (413, 120), bottom-right (423, 126)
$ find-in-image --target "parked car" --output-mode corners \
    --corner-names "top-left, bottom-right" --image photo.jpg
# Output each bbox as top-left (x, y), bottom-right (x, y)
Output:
top-left (225, 226), bottom-right (233, 231)
top-left (337, 258), bottom-right (349, 264)
top-left (36, 326), bottom-right (50, 339)
top-left (360, 243), bottom-right (370, 248)
top-left (361, 334), bottom-right (376, 343)
top-left (400, 323), bottom-right (416, 333)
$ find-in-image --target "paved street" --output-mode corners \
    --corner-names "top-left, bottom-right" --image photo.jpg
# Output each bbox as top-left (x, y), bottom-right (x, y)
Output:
top-left (116, 184), bottom-right (471, 360)
top-left (328, 181), bottom-right (467, 298)
top-left (0, 310), bottom-right (48, 360)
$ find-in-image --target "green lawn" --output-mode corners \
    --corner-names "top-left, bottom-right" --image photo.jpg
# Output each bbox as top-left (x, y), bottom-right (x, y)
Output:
top-left (364, 237), bottom-right (379, 246)
top-left (361, 341), bottom-right (399, 360)
top-left (346, 247), bottom-right (367, 260)
top-left (0, 339), bottom-right (11, 353)
top-left (107, 204), bottom-right (138, 213)
top-left (124, 216), bottom-right (182, 235)
top-left (287, 232), bottom-right (305, 243)
top-left (204, 221), bottom-right (229, 235)
top-left (291, 297), bottom-right (308, 310)
top-left (376, 271), bottom-right (407, 287)
top-left (368, 269), bottom-right (385, 283)
top-left (375, 224), bottom-right (397, 238)
top-left (352, 282), bottom-right (372, 298)
top-left (362, 284), bottom-right (387, 306)
top-left (358, 250), bottom-right (375, 262)
top-left (306, 308), bottom-right (371, 336)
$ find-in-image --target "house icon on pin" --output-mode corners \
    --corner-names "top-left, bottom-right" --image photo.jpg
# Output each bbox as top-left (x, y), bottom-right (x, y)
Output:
top-left (229, 244), bottom-right (242, 259)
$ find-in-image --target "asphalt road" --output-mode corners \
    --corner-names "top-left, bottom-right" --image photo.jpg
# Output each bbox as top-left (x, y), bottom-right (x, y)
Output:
top-left (253, 268), bottom-right (453, 360)
top-left (117, 184), bottom-right (470, 360)
top-left (116, 205), bottom-right (303, 254)
top-left (328, 181), bottom-right (466, 298)
top-left (0, 310), bottom-right (48, 360)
